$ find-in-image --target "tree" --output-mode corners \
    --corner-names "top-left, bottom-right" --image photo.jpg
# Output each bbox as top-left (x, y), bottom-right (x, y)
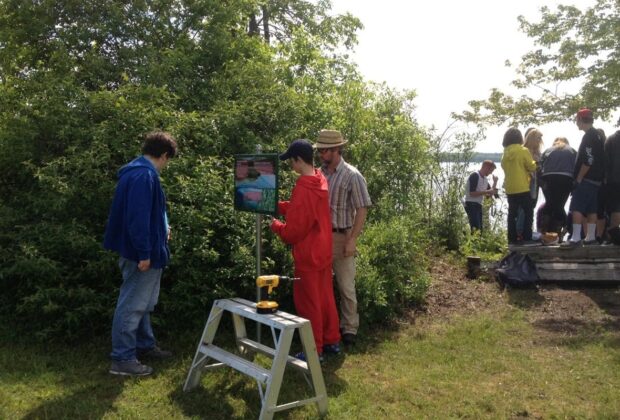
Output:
top-left (457, 0), bottom-right (620, 126)
top-left (0, 0), bottom-right (433, 341)
top-left (246, 0), bottom-right (361, 49)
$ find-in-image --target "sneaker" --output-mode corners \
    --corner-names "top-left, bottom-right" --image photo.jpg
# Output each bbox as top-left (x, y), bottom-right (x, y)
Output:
top-left (583, 239), bottom-right (599, 246)
top-left (294, 352), bottom-right (324, 363)
top-left (322, 343), bottom-right (341, 354)
top-left (560, 240), bottom-right (581, 249)
top-left (137, 346), bottom-right (173, 360)
top-left (342, 333), bottom-right (356, 346)
top-left (109, 360), bottom-right (153, 377)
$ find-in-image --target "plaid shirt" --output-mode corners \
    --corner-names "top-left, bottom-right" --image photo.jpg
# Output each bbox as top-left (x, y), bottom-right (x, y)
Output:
top-left (321, 158), bottom-right (372, 229)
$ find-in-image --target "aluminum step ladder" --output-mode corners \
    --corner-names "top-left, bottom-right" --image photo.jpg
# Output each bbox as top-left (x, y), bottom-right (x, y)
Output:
top-left (183, 298), bottom-right (328, 420)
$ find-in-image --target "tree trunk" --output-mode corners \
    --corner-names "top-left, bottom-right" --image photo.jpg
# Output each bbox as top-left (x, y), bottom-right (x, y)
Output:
top-left (248, 13), bottom-right (259, 36)
top-left (261, 5), bottom-right (270, 43)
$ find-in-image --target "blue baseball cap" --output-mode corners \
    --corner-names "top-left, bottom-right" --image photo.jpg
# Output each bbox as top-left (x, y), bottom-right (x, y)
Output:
top-left (279, 139), bottom-right (313, 162)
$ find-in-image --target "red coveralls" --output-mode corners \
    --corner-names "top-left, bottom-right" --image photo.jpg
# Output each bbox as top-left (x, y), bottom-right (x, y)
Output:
top-left (271, 169), bottom-right (340, 353)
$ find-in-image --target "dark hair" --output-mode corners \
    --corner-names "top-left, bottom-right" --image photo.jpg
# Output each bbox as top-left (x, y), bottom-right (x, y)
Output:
top-left (281, 139), bottom-right (314, 165)
top-left (293, 144), bottom-right (314, 165)
top-left (142, 131), bottom-right (178, 158)
top-left (502, 127), bottom-right (523, 148)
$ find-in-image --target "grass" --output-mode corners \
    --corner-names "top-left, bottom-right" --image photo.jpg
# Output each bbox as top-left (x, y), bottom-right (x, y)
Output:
top-left (2, 307), bottom-right (620, 419)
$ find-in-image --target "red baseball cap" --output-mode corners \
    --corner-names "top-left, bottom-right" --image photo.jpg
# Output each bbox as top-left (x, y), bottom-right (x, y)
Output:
top-left (576, 108), bottom-right (593, 119)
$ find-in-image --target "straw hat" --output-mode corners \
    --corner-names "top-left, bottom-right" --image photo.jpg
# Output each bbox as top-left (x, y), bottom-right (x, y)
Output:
top-left (315, 129), bottom-right (348, 149)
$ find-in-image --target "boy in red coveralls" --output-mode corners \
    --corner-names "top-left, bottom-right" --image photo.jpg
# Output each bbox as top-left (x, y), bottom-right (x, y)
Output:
top-left (270, 139), bottom-right (341, 361)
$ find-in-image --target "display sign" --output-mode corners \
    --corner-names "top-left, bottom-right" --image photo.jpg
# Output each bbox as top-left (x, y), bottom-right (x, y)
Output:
top-left (234, 154), bottom-right (279, 215)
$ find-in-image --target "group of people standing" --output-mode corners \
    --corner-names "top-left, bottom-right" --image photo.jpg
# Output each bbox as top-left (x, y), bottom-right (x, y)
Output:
top-left (465, 108), bottom-right (620, 247)
top-left (103, 129), bottom-right (371, 376)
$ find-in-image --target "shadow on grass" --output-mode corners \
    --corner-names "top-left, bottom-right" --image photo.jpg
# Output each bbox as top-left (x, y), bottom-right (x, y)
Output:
top-left (525, 285), bottom-right (620, 349)
top-left (171, 372), bottom-right (263, 419)
top-left (170, 359), bottom-right (348, 419)
top-left (22, 381), bottom-right (125, 420)
top-left (531, 317), bottom-right (620, 349)
top-left (505, 286), bottom-right (546, 309)
top-left (583, 287), bottom-right (620, 318)
top-left (9, 338), bottom-right (127, 419)
top-left (169, 326), bottom-right (350, 419)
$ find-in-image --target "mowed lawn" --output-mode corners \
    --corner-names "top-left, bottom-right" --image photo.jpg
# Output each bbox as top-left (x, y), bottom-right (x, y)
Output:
top-left (2, 300), bottom-right (620, 419)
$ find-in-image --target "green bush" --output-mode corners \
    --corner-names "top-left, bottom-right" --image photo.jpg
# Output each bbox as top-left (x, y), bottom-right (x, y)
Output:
top-left (355, 217), bottom-right (431, 324)
top-left (0, 0), bottom-right (440, 342)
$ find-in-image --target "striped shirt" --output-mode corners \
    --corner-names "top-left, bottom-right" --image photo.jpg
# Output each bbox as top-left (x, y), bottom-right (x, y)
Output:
top-left (321, 158), bottom-right (372, 229)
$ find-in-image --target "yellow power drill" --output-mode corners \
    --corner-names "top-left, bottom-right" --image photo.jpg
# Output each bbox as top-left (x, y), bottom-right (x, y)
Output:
top-left (256, 275), bottom-right (299, 314)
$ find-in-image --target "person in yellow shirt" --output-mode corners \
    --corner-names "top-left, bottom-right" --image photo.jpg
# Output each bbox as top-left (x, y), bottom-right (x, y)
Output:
top-left (501, 128), bottom-right (537, 244)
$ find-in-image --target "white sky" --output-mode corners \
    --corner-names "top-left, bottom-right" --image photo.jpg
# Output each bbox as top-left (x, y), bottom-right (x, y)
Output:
top-left (329, 0), bottom-right (619, 152)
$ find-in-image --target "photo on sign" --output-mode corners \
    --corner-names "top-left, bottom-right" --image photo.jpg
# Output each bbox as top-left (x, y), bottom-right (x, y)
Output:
top-left (234, 154), bottom-right (278, 215)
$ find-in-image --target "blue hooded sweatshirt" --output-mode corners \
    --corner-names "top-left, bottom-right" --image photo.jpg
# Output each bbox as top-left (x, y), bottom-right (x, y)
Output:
top-left (103, 156), bottom-right (170, 269)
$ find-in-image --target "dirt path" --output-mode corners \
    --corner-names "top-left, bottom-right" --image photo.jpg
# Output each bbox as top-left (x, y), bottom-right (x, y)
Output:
top-left (421, 255), bottom-right (620, 338)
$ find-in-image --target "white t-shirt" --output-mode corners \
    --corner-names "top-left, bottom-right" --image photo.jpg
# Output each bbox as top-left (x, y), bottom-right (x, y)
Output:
top-left (464, 171), bottom-right (490, 204)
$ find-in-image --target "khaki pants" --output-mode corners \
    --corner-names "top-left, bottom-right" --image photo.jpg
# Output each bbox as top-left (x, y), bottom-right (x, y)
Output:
top-left (332, 232), bottom-right (359, 335)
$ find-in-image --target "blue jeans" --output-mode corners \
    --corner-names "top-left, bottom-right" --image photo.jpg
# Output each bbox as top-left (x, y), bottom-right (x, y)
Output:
top-left (111, 257), bottom-right (162, 361)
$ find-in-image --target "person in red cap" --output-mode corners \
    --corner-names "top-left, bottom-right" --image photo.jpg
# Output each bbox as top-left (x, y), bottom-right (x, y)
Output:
top-left (561, 108), bottom-right (605, 247)
top-left (270, 139), bottom-right (341, 362)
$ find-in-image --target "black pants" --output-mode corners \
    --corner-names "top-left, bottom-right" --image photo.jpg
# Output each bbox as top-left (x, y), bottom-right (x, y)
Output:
top-left (464, 201), bottom-right (483, 232)
top-left (507, 192), bottom-right (533, 242)
top-left (542, 175), bottom-right (572, 230)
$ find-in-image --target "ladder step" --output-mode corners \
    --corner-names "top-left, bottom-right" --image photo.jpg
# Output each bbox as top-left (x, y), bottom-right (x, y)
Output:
top-left (238, 338), bottom-right (309, 372)
top-left (199, 344), bottom-right (271, 383)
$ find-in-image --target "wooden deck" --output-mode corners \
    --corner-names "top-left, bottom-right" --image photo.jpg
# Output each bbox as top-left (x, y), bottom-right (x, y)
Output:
top-left (508, 244), bottom-right (620, 282)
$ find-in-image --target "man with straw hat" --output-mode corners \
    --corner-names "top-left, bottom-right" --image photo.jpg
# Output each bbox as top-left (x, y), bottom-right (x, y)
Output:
top-left (315, 129), bottom-right (372, 346)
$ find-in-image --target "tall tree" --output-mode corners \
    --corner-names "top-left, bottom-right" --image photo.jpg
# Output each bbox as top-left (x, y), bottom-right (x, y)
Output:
top-left (0, 0), bottom-right (434, 341)
top-left (457, 0), bottom-right (620, 126)
top-left (246, 0), bottom-right (360, 49)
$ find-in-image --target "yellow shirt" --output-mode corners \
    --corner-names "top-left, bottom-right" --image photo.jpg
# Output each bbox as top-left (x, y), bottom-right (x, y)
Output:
top-left (501, 144), bottom-right (536, 194)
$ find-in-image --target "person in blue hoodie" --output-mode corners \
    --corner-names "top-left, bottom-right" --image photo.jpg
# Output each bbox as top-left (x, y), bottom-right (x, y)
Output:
top-left (104, 131), bottom-right (177, 376)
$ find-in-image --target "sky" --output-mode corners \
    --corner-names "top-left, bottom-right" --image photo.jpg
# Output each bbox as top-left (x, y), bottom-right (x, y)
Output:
top-left (328, 0), bottom-right (619, 152)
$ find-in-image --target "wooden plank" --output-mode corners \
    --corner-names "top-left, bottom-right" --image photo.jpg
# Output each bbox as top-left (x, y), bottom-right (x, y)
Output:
top-left (537, 267), bottom-right (620, 281)
top-left (537, 262), bottom-right (620, 270)
top-left (509, 244), bottom-right (620, 260)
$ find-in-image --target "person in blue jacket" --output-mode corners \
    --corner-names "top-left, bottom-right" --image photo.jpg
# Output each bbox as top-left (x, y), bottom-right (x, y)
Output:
top-left (104, 131), bottom-right (178, 376)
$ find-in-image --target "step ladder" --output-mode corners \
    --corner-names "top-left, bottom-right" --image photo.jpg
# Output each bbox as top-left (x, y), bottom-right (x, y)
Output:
top-left (183, 298), bottom-right (328, 420)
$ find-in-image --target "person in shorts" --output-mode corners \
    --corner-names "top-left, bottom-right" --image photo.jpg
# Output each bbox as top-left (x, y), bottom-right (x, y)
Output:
top-left (561, 108), bottom-right (605, 247)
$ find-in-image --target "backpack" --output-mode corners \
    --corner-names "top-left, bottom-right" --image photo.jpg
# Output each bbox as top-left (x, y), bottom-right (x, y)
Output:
top-left (495, 251), bottom-right (539, 288)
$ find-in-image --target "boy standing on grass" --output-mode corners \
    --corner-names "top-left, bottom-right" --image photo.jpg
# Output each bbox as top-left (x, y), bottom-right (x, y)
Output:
top-left (463, 160), bottom-right (498, 232)
top-left (104, 131), bottom-right (177, 376)
top-left (270, 139), bottom-right (341, 362)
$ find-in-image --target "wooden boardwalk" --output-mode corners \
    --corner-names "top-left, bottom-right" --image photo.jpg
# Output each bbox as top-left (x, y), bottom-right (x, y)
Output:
top-left (508, 244), bottom-right (620, 282)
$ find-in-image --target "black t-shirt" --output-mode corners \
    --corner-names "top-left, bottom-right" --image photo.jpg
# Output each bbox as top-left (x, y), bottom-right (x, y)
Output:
top-left (606, 130), bottom-right (620, 184)
top-left (574, 127), bottom-right (605, 182)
